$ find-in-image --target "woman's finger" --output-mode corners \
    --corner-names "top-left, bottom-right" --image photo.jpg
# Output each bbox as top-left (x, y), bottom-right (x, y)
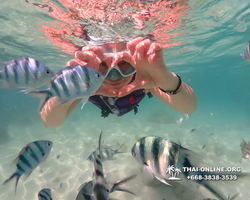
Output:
top-left (127, 37), bottom-right (143, 56)
top-left (135, 39), bottom-right (151, 60)
top-left (75, 51), bottom-right (102, 70)
top-left (82, 46), bottom-right (107, 61)
top-left (66, 58), bottom-right (87, 67)
top-left (94, 86), bottom-right (119, 97)
top-left (111, 51), bottom-right (133, 68)
top-left (147, 42), bottom-right (163, 55)
top-left (118, 81), bottom-right (141, 97)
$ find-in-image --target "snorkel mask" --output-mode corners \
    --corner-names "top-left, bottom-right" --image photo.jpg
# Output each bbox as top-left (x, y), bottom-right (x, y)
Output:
top-left (99, 60), bottom-right (136, 81)
top-left (98, 42), bottom-right (136, 81)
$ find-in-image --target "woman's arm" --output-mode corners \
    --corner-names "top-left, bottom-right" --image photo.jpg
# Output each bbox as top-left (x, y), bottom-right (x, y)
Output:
top-left (149, 71), bottom-right (197, 114)
top-left (40, 98), bottom-right (81, 128)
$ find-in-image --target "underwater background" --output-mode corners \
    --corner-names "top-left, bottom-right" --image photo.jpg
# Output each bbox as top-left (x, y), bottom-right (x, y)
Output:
top-left (0, 0), bottom-right (250, 199)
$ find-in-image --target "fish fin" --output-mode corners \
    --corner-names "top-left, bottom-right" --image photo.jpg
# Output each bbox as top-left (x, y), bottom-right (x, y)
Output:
top-left (38, 94), bottom-right (52, 113)
top-left (10, 146), bottom-right (28, 166)
top-left (228, 193), bottom-right (239, 200)
top-left (142, 164), bottom-right (155, 184)
top-left (18, 88), bottom-right (35, 93)
top-left (80, 96), bottom-right (89, 109)
top-left (240, 53), bottom-right (244, 59)
top-left (114, 143), bottom-right (125, 154)
top-left (179, 147), bottom-right (203, 167)
top-left (176, 138), bottom-right (182, 146)
top-left (110, 174), bottom-right (137, 194)
top-left (23, 170), bottom-right (32, 181)
top-left (154, 176), bottom-right (172, 186)
top-left (112, 188), bottom-right (136, 196)
top-left (77, 183), bottom-right (85, 192)
top-left (198, 181), bottom-right (228, 200)
top-left (12, 150), bottom-right (24, 165)
top-left (19, 89), bottom-right (52, 113)
top-left (3, 171), bottom-right (21, 195)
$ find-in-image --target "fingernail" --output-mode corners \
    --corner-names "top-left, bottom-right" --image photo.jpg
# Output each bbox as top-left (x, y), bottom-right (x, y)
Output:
top-left (137, 53), bottom-right (141, 60)
top-left (147, 50), bottom-right (153, 55)
top-left (66, 61), bottom-right (71, 66)
top-left (103, 54), bottom-right (107, 61)
top-left (96, 57), bottom-right (102, 64)
top-left (82, 47), bottom-right (89, 51)
top-left (75, 51), bottom-right (79, 57)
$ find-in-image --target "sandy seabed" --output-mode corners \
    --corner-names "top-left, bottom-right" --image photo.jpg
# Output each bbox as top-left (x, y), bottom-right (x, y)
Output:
top-left (0, 107), bottom-right (249, 200)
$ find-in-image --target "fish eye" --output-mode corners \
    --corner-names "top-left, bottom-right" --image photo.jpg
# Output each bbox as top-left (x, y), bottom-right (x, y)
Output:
top-left (95, 73), bottom-right (100, 78)
top-left (46, 70), bottom-right (50, 74)
top-left (46, 141), bottom-right (52, 147)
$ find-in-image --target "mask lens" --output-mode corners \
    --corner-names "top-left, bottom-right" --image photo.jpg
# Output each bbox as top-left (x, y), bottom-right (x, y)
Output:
top-left (117, 61), bottom-right (136, 76)
top-left (99, 62), bottom-right (109, 75)
top-left (117, 61), bottom-right (130, 73)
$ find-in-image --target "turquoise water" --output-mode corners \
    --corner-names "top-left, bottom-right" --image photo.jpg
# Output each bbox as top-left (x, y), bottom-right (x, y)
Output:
top-left (0, 0), bottom-right (250, 200)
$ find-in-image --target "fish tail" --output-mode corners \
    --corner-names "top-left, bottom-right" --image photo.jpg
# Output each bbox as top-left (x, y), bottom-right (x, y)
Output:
top-left (0, 70), bottom-right (2, 80)
top-left (114, 143), bottom-right (125, 154)
top-left (3, 171), bottom-right (21, 195)
top-left (195, 171), bottom-right (247, 200)
top-left (228, 193), bottom-right (239, 200)
top-left (19, 89), bottom-right (52, 113)
top-left (194, 179), bottom-right (228, 200)
top-left (110, 174), bottom-right (137, 195)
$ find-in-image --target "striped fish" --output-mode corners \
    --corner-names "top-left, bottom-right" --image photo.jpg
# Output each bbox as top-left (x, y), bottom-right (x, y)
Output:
top-left (76, 180), bottom-right (94, 200)
top-left (38, 188), bottom-right (53, 200)
top-left (241, 41), bottom-right (250, 61)
top-left (3, 140), bottom-right (53, 194)
top-left (21, 65), bottom-right (104, 113)
top-left (76, 175), bottom-right (137, 200)
top-left (131, 136), bottom-right (248, 200)
top-left (0, 57), bottom-right (54, 89)
top-left (87, 143), bottom-right (125, 162)
top-left (93, 131), bottom-right (109, 200)
top-left (201, 192), bottom-right (239, 200)
top-left (92, 132), bottom-right (136, 200)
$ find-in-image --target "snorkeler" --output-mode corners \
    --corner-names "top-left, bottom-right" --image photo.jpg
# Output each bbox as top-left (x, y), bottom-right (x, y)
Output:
top-left (40, 37), bottom-right (197, 128)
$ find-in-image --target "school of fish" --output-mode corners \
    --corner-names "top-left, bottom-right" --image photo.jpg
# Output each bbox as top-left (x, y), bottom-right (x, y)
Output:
top-left (0, 57), bottom-right (105, 113)
top-left (1, 56), bottom-right (249, 200)
top-left (2, 132), bottom-right (247, 200)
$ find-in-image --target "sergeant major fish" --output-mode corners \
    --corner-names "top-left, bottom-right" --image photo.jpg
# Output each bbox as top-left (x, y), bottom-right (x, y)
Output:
top-left (21, 65), bottom-right (104, 113)
top-left (76, 180), bottom-right (94, 200)
top-left (131, 136), bottom-right (248, 200)
top-left (0, 57), bottom-right (54, 89)
top-left (38, 188), bottom-right (53, 200)
top-left (92, 132), bottom-right (136, 200)
top-left (93, 131), bottom-right (109, 200)
top-left (87, 143), bottom-right (125, 162)
top-left (3, 140), bottom-right (53, 194)
top-left (240, 41), bottom-right (250, 62)
top-left (76, 175), bottom-right (136, 200)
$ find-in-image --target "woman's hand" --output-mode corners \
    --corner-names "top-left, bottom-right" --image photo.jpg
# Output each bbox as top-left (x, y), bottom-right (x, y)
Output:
top-left (112, 37), bottom-right (177, 97)
top-left (66, 47), bottom-right (119, 97)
